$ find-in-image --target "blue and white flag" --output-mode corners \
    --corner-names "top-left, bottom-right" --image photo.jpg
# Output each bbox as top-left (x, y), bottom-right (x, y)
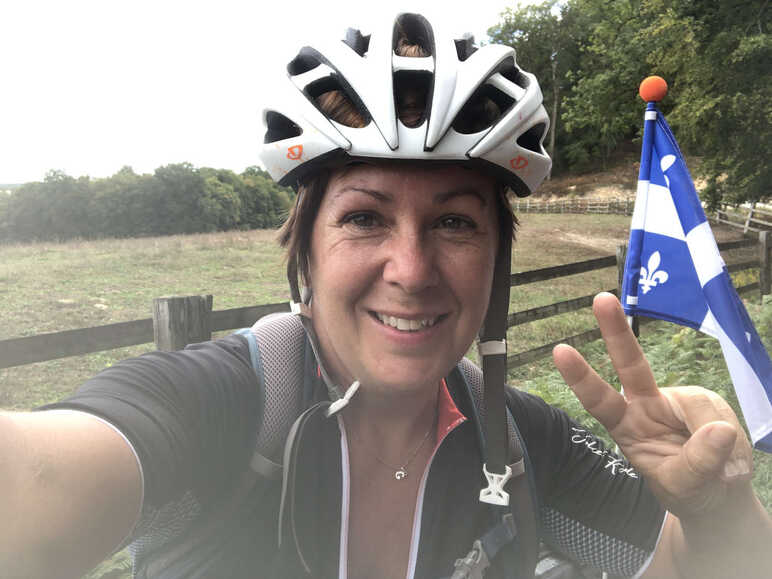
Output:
top-left (622, 102), bottom-right (772, 452)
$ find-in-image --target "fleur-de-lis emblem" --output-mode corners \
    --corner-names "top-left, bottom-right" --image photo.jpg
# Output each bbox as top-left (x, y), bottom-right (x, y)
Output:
top-left (639, 251), bottom-right (669, 294)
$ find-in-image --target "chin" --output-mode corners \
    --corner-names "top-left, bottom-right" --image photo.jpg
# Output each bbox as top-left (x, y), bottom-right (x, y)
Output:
top-left (359, 360), bottom-right (453, 394)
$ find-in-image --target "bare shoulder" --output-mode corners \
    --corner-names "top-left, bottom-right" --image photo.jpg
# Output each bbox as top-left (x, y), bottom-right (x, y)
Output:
top-left (0, 409), bottom-right (142, 578)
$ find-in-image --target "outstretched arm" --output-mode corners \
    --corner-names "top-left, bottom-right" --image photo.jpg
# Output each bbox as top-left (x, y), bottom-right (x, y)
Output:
top-left (0, 409), bottom-right (142, 579)
top-left (553, 292), bottom-right (772, 579)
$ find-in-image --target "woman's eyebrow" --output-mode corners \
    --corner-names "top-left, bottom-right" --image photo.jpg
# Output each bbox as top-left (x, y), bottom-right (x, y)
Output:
top-left (331, 187), bottom-right (392, 203)
top-left (434, 188), bottom-right (488, 207)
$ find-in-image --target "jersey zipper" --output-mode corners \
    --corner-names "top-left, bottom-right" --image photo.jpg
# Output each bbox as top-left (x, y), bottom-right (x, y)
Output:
top-left (335, 410), bottom-right (466, 579)
top-left (337, 415), bottom-right (351, 579)
top-left (404, 415), bottom-right (466, 579)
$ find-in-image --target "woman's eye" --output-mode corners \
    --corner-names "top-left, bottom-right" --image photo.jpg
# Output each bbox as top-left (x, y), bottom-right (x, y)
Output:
top-left (342, 212), bottom-right (378, 228)
top-left (438, 215), bottom-right (475, 230)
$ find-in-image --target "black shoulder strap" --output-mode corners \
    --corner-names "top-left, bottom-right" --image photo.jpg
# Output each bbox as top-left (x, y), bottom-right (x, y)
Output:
top-left (450, 360), bottom-right (539, 579)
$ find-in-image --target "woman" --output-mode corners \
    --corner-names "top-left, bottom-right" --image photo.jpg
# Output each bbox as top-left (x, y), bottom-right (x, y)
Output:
top-left (2, 12), bottom-right (770, 579)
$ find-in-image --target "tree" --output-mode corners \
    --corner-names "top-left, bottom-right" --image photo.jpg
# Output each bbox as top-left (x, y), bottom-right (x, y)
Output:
top-left (667, 0), bottom-right (770, 207)
top-left (488, 0), bottom-right (584, 173)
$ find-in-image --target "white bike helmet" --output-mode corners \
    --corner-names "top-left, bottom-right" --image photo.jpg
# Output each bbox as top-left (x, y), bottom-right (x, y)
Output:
top-left (259, 12), bottom-right (551, 197)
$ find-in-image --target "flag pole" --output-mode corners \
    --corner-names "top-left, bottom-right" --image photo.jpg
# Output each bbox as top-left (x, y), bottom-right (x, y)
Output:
top-left (605, 77), bottom-right (669, 579)
top-left (624, 76), bottom-right (669, 334)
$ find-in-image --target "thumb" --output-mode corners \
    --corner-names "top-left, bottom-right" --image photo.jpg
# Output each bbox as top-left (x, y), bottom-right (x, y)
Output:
top-left (681, 421), bottom-right (737, 484)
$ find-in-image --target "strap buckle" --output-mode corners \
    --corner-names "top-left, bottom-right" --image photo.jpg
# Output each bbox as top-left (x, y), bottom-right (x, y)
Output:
top-left (325, 380), bottom-right (360, 417)
top-left (477, 339), bottom-right (506, 357)
top-left (479, 463), bottom-right (512, 506)
top-left (290, 300), bottom-right (311, 317)
top-left (451, 540), bottom-right (490, 579)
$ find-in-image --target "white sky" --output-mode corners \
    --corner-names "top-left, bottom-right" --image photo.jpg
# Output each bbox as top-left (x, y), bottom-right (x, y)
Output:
top-left (0, 0), bottom-right (534, 184)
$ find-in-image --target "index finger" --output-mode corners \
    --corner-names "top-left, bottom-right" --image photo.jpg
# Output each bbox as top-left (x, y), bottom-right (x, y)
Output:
top-left (593, 292), bottom-right (658, 398)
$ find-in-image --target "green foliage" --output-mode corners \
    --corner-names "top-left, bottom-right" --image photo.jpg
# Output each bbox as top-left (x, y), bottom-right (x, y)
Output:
top-left (667, 0), bottom-right (771, 208)
top-left (488, 1), bottom-right (584, 171)
top-left (0, 164), bottom-right (295, 242)
top-left (489, 0), bottom-right (769, 204)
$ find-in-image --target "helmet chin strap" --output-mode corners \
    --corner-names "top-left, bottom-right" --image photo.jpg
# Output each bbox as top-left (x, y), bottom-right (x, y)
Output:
top-left (287, 258), bottom-right (357, 415)
top-left (477, 235), bottom-right (513, 506)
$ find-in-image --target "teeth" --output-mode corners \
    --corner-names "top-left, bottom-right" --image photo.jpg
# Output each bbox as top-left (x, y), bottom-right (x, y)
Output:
top-left (375, 312), bottom-right (438, 331)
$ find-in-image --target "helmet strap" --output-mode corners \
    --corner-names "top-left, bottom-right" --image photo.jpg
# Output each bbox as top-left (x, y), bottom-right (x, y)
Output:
top-left (477, 235), bottom-right (512, 503)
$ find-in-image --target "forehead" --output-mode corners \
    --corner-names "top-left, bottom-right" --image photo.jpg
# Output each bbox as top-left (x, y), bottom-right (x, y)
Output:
top-left (324, 162), bottom-right (499, 202)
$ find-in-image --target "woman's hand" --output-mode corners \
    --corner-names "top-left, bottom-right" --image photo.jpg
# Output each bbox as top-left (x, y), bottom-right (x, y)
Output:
top-left (552, 292), bottom-right (754, 519)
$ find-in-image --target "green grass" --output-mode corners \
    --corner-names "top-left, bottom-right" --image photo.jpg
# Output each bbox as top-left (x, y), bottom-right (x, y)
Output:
top-left (1, 215), bottom-right (767, 578)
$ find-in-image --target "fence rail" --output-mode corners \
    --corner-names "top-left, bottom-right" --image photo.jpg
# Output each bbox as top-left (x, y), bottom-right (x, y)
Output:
top-left (2, 236), bottom-right (768, 371)
top-left (512, 197), bottom-right (634, 215)
top-left (714, 204), bottom-right (772, 234)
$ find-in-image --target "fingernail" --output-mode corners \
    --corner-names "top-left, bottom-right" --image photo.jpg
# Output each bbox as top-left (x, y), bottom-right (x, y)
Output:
top-left (724, 458), bottom-right (750, 478)
top-left (707, 425), bottom-right (735, 450)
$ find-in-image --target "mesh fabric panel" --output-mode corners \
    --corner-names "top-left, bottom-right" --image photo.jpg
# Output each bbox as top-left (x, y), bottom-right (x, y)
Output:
top-left (458, 356), bottom-right (517, 459)
top-left (541, 506), bottom-right (649, 577)
top-left (251, 313), bottom-right (306, 462)
top-left (129, 490), bottom-right (201, 576)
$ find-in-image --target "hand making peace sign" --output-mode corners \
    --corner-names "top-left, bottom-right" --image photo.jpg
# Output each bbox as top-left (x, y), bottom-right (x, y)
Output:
top-left (552, 292), bottom-right (754, 520)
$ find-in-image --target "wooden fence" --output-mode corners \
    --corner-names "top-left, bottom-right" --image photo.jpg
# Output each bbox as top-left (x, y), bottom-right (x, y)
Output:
top-left (1, 236), bottom-right (768, 372)
top-left (512, 197), bottom-right (635, 215)
top-left (713, 203), bottom-right (772, 235)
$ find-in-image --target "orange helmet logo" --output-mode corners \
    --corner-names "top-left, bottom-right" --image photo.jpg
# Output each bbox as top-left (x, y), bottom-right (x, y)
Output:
top-left (287, 145), bottom-right (303, 160)
top-left (510, 156), bottom-right (528, 170)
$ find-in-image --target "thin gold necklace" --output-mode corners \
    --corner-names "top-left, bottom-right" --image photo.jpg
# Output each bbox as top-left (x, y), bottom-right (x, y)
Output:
top-left (366, 414), bottom-right (437, 481)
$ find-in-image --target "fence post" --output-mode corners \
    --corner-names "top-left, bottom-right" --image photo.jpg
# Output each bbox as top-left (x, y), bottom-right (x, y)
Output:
top-left (616, 243), bottom-right (639, 336)
top-left (153, 295), bottom-right (213, 351)
top-left (744, 203), bottom-right (756, 235)
top-left (760, 231), bottom-right (771, 298)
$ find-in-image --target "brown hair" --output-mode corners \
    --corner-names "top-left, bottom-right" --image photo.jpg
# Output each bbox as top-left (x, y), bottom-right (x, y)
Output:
top-left (278, 35), bottom-right (517, 291)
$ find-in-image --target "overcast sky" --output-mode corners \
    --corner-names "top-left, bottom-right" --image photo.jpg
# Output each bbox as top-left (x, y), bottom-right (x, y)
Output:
top-left (0, 0), bottom-right (537, 184)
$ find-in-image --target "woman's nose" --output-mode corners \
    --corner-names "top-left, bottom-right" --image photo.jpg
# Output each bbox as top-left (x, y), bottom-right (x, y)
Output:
top-left (381, 232), bottom-right (439, 294)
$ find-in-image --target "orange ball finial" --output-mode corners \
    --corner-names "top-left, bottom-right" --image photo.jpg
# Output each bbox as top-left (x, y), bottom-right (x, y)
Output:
top-left (639, 76), bottom-right (668, 102)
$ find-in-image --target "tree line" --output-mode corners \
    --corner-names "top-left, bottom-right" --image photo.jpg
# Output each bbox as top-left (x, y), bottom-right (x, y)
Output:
top-left (0, 164), bottom-right (294, 242)
top-left (2, 0), bottom-right (767, 243)
top-left (489, 0), bottom-right (769, 207)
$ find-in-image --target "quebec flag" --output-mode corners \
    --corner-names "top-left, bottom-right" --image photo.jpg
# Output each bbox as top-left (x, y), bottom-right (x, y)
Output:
top-left (622, 102), bottom-right (772, 452)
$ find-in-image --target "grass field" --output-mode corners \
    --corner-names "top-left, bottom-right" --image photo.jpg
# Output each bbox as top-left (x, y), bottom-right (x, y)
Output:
top-left (1, 214), bottom-right (769, 577)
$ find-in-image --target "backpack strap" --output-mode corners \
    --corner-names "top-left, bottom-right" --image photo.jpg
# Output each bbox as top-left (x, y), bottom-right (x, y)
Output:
top-left (143, 314), bottom-right (307, 576)
top-left (450, 359), bottom-right (539, 579)
top-left (237, 312), bottom-right (309, 480)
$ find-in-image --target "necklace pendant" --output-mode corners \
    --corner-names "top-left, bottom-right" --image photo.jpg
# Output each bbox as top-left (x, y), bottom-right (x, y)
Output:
top-left (395, 469), bottom-right (407, 480)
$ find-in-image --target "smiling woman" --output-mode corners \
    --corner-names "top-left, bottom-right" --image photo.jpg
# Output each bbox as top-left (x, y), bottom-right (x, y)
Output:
top-left (2, 9), bottom-right (770, 579)
top-left (308, 164), bottom-right (498, 398)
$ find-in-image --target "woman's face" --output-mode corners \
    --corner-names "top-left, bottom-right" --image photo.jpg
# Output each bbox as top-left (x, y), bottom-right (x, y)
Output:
top-left (308, 163), bottom-right (500, 396)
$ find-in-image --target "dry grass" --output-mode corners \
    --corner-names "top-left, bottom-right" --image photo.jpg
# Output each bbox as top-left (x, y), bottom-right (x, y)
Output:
top-left (0, 215), bottom-right (751, 411)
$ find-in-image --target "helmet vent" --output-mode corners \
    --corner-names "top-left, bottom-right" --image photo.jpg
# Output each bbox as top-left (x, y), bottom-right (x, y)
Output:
top-left (454, 35), bottom-right (478, 61)
top-left (516, 122), bottom-right (547, 153)
top-left (498, 59), bottom-right (530, 90)
top-left (306, 76), bottom-right (369, 128)
top-left (343, 28), bottom-right (370, 57)
top-left (452, 84), bottom-right (515, 134)
top-left (264, 111), bottom-right (303, 143)
top-left (394, 71), bottom-right (431, 128)
top-left (288, 50), bottom-right (322, 76)
top-left (394, 13), bottom-right (434, 57)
